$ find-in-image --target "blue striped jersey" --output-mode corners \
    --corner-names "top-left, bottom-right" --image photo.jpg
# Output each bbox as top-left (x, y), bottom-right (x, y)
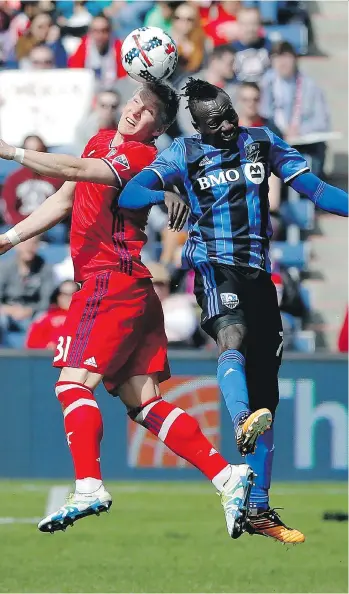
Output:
top-left (145, 127), bottom-right (309, 272)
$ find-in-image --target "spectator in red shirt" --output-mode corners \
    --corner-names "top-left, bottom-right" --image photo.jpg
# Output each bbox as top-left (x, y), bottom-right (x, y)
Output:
top-left (1, 135), bottom-right (66, 243)
top-left (26, 280), bottom-right (78, 349)
top-left (204, 0), bottom-right (241, 47)
top-left (68, 14), bottom-right (126, 88)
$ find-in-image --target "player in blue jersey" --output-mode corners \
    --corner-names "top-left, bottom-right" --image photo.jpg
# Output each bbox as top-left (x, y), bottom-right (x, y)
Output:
top-left (118, 79), bottom-right (348, 544)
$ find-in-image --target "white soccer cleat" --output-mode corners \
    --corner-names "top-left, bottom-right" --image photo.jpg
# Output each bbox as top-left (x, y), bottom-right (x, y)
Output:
top-left (220, 464), bottom-right (255, 539)
top-left (38, 486), bottom-right (112, 533)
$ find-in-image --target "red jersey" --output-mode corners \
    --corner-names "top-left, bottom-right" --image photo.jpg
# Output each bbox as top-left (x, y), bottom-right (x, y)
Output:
top-left (70, 130), bottom-right (157, 282)
top-left (26, 306), bottom-right (68, 349)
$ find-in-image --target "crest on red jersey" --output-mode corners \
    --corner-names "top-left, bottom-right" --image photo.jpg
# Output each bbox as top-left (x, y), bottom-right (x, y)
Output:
top-left (111, 153), bottom-right (130, 170)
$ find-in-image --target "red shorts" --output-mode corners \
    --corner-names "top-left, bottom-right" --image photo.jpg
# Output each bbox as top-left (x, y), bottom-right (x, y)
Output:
top-left (53, 271), bottom-right (170, 394)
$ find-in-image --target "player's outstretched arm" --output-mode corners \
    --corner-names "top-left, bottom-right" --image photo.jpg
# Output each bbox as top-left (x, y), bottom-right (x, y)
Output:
top-left (119, 170), bottom-right (189, 231)
top-left (267, 130), bottom-right (348, 217)
top-left (0, 139), bottom-right (117, 186)
top-left (289, 172), bottom-right (348, 217)
top-left (0, 181), bottom-right (75, 255)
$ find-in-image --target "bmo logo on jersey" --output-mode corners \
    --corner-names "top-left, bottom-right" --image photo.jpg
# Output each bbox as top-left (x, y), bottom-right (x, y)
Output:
top-left (197, 163), bottom-right (265, 190)
top-left (197, 169), bottom-right (240, 190)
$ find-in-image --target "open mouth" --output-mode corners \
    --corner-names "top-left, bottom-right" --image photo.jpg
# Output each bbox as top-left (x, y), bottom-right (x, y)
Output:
top-left (126, 117), bottom-right (136, 127)
top-left (221, 130), bottom-right (235, 141)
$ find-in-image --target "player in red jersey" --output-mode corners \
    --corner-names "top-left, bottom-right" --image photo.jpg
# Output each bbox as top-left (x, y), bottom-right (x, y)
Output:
top-left (0, 81), bottom-right (253, 538)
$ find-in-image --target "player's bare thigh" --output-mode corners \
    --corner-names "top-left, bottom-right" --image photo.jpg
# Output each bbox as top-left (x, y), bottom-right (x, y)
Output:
top-left (58, 368), bottom-right (161, 406)
top-left (59, 367), bottom-right (103, 391)
top-left (118, 374), bottom-right (161, 409)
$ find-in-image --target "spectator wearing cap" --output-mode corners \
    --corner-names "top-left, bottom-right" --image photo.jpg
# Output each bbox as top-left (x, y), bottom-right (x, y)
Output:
top-left (260, 41), bottom-right (330, 177)
top-left (231, 6), bottom-right (271, 82)
top-left (68, 14), bottom-right (126, 88)
top-left (26, 280), bottom-right (78, 349)
top-left (74, 89), bottom-right (121, 155)
top-left (1, 135), bottom-right (66, 244)
top-left (177, 45), bottom-right (237, 136)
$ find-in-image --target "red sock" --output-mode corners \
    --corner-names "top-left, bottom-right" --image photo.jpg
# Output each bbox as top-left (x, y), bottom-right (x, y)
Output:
top-left (55, 381), bottom-right (103, 480)
top-left (129, 397), bottom-right (229, 480)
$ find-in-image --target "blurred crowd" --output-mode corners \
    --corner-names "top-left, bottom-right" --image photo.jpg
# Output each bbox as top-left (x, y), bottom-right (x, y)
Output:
top-left (0, 0), bottom-right (344, 352)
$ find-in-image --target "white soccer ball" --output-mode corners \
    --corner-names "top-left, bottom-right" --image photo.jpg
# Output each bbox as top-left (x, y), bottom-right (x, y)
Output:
top-left (121, 27), bottom-right (178, 83)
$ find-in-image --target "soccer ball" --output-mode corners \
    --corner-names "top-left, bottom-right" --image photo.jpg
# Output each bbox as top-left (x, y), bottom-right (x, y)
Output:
top-left (121, 27), bottom-right (178, 83)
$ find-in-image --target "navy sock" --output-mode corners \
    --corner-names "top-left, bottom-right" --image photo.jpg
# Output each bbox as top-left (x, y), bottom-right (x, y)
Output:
top-left (217, 349), bottom-right (250, 431)
top-left (246, 426), bottom-right (274, 511)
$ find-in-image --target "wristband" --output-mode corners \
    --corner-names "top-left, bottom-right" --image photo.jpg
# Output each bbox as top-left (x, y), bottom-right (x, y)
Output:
top-left (5, 228), bottom-right (21, 246)
top-left (14, 147), bottom-right (25, 164)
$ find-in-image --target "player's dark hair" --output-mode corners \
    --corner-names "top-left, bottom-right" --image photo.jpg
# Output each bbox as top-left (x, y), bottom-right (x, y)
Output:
top-left (181, 78), bottom-right (239, 125)
top-left (144, 80), bottom-right (180, 129)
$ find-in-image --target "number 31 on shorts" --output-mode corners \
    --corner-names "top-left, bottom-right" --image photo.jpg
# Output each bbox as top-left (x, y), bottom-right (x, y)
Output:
top-left (54, 336), bottom-right (72, 363)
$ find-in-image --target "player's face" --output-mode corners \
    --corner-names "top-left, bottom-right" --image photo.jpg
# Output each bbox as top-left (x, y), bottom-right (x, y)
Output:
top-left (118, 90), bottom-right (163, 142)
top-left (191, 95), bottom-right (238, 147)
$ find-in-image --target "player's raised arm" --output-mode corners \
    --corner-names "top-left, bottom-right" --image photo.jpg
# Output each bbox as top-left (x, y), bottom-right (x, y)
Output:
top-left (118, 140), bottom-right (189, 230)
top-left (267, 130), bottom-right (348, 216)
top-left (0, 139), bottom-right (118, 186)
top-left (0, 181), bottom-right (75, 255)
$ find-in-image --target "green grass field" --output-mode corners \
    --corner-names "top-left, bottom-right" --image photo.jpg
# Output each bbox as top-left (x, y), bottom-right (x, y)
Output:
top-left (0, 481), bottom-right (347, 593)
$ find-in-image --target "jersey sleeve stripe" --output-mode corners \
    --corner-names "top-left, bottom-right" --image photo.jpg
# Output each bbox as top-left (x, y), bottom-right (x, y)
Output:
top-left (101, 158), bottom-right (122, 187)
top-left (284, 166), bottom-right (310, 184)
top-left (143, 167), bottom-right (165, 188)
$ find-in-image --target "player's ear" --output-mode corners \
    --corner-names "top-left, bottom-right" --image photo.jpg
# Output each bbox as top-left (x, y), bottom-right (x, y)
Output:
top-left (153, 124), bottom-right (166, 139)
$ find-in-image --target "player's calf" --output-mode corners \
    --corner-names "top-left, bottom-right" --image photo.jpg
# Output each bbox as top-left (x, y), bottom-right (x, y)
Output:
top-left (128, 396), bottom-right (254, 538)
top-left (38, 381), bottom-right (112, 533)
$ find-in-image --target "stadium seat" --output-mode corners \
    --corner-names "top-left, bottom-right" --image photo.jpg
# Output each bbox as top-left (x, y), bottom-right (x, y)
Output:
top-left (243, 0), bottom-right (279, 23)
top-left (38, 244), bottom-right (70, 265)
top-left (264, 23), bottom-right (308, 54)
top-left (271, 241), bottom-right (309, 269)
top-left (4, 331), bottom-right (26, 349)
top-left (300, 285), bottom-right (311, 312)
top-left (293, 329), bottom-right (316, 352)
top-left (280, 200), bottom-right (315, 230)
top-left (0, 159), bottom-right (21, 184)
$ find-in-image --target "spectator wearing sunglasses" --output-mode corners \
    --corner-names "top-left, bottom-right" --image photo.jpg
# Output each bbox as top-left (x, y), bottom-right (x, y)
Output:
top-left (170, 2), bottom-right (206, 79)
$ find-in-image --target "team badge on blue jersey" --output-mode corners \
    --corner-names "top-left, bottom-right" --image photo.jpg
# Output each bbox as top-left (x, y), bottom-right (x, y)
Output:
top-left (245, 142), bottom-right (261, 163)
top-left (221, 293), bottom-right (239, 309)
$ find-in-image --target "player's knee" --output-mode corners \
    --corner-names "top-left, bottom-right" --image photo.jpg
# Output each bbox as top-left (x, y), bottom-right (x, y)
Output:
top-left (127, 395), bottom-right (162, 424)
top-left (55, 380), bottom-right (94, 409)
top-left (216, 321), bottom-right (247, 353)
